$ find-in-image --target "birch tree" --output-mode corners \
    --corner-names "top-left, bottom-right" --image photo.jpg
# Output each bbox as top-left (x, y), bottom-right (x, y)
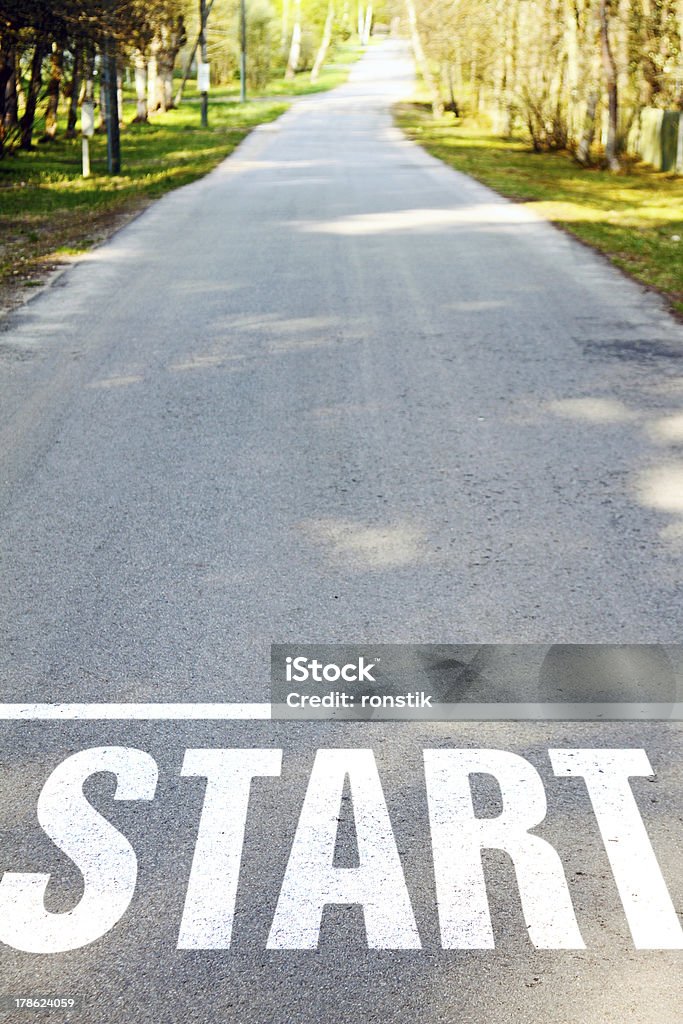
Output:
top-left (410, 0), bottom-right (683, 168)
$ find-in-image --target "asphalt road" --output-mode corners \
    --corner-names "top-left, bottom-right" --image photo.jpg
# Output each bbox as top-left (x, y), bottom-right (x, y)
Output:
top-left (0, 41), bottom-right (682, 1024)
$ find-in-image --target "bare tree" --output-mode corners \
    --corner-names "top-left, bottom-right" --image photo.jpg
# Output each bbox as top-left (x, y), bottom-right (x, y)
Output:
top-left (599, 0), bottom-right (620, 169)
top-left (311, 1), bottom-right (334, 82)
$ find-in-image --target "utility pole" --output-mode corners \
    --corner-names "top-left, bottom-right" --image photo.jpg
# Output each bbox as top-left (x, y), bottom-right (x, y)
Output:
top-left (199, 0), bottom-right (208, 127)
top-left (239, 0), bottom-right (247, 103)
top-left (104, 39), bottom-right (120, 174)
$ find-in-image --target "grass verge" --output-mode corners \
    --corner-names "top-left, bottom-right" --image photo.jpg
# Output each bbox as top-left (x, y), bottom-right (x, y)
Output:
top-left (0, 101), bottom-right (286, 311)
top-left (0, 42), bottom-right (363, 314)
top-left (394, 102), bottom-right (683, 316)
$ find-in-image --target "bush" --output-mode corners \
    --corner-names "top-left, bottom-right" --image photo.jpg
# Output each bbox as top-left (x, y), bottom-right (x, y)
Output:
top-left (521, 91), bottom-right (569, 151)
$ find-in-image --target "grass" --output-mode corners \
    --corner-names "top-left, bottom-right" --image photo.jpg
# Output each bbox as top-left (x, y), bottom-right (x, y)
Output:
top-left (0, 41), bottom-right (363, 311)
top-left (394, 103), bottom-right (683, 316)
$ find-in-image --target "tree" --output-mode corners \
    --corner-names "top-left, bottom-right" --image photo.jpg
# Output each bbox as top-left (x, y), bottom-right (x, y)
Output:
top-left (310, 0), bottom-right (333, 81)
top-left (599, 0), bottom-right (621, 169)
top-left (409, 0), bottom-right (683, 169)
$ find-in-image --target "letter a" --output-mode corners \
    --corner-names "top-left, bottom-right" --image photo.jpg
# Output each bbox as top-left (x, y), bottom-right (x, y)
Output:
top-left (268, 749), bottom-right (420, 949)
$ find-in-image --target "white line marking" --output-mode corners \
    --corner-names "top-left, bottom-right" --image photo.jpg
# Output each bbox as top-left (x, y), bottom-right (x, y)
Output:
top-left (0, 703), bottom-right (272, 720)
top-left (0, 702), bottom-right (681, 720)
top-left (425, 702), bottom-right (683, 721)
top-left (270, 703), bottom-right (683, 721)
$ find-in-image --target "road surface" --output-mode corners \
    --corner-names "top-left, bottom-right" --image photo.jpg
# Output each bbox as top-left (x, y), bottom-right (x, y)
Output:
top-left (0, 41), bottom-right (681, 1024)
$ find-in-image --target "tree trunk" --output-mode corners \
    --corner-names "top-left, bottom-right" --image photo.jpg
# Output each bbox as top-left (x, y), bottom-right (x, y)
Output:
top-left (454, 39), bottom-right (463, 96)
top-left (19, 40), bottom-right (47, 149)
top-left (0, 48), bottom-right (11, 158)
top-left (158, 60), bottom-right (173, 111)
top-left (469, 52), bottom-right (478, 112)
top-left (599, 0), bottom-right (620, 170)
top-left (117, 70), bottom-right (123, 125)
top-left (501, 0), bottom-right (518, 135)
top-left (80, 58), bottom-right (94, 145)
top-left (361, 3), bottom-right (372, 43)
top-left (574, 1), bottom-right (602, 165)
top-left (285, 0), bottom-right (302, 81)
top-left (147, 48), bottom-right (160, 112)
top-left (5, 47), bottom-right (19, 131)
top-left (65, 48), bottom-right (81, 138)
top-left (133, 51), bottom-right (148, 121)
top-left (15, 50), bottom-right (25, 110)
top-left (43, 45), bottom-right (64, 140)
top-left (576, 88), bottom-right (599, 164)
top-left (99, 70), bottom-right (108, 130)
top-left (153, 18), bottom-right (185, 112)
top-left (676, 112), bottom-right (683, 174)
top-left (404, 0), bottom-right (443, 116)
top-left (491, 0), bottom-right (507, 132)
top-left (565, 0), bottom-right (581, 141)
top-left (281, 0), bottom-right (291, 55)
top-left (103, 44), bottom-right (120, 173)
top-left (311, 2), bottom-right (334, 82)
top-left (82, 48), bottom-right (95, 108)
top-left (446, 63), bottom-right (456, 111)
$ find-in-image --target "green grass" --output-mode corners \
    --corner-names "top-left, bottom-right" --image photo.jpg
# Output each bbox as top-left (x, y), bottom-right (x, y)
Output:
top-left (394, 103), bottom-right (683, 315)
top-left (0, 41), bottom-right (363, 307)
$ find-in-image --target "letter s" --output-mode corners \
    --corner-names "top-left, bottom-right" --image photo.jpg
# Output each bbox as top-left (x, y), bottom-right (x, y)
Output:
top-left (0, 746), bottom-right (157, 953)
top-left (292, 656), bottom-right (309, 682)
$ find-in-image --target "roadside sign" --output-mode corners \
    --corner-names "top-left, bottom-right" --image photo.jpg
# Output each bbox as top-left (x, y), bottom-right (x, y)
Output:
top-left (81, 101), bottom-right (95, 138)
top-left (81, 101), bottom-right (95, 179)
top-left (197, 62), bottom-right (211, 93)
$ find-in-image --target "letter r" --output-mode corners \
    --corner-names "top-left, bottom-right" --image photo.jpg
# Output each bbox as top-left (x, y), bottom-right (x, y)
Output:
top-left (424, 749), bottom-right (584, 949)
